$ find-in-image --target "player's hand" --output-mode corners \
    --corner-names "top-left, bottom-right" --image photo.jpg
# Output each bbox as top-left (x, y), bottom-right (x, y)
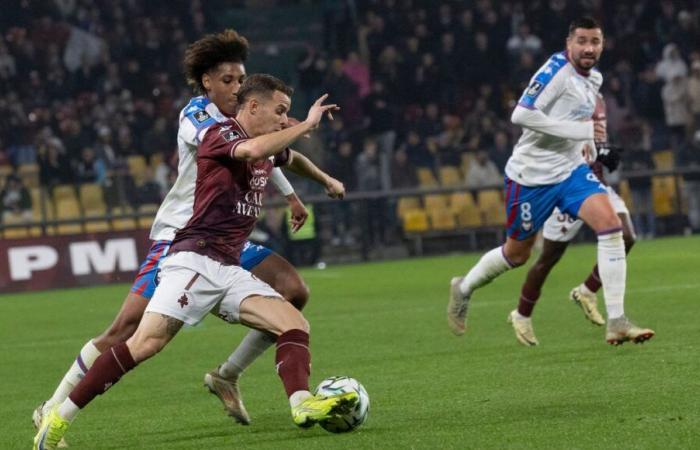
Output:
top-left (305, 94), bottom-right (340, 130)
top-left (324, 176), bottom-right (345, 199)
top-left (594, 120), bottom-right (607, 142)
top-left (287, 195), bottom-right (308, 233)
top-left (596, 143), bottom-right (622, 172)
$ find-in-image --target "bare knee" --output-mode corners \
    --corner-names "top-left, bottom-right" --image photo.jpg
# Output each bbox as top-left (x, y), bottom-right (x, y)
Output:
top-left (126, 335), bottom-right (167, 363)
top-left (504, 247), bottom-right (531, 267)
top-left (279, 279), bottom-right (310, 311)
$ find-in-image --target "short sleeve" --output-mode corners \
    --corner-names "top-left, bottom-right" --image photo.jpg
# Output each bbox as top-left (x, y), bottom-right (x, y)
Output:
top-left (179, 109), bottom-right (218, 146)
top-left (273, 147), bottom-right (291, 167)
top-left (198, 123), bottom-right (249, 159)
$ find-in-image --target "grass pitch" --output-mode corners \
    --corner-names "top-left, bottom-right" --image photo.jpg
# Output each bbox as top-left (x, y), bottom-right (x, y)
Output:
top-left (2, 236), bottom-right (699, 449)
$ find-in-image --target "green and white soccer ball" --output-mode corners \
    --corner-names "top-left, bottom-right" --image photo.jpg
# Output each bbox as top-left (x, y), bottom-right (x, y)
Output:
top-left (314, 376), bottom-right (370, 433)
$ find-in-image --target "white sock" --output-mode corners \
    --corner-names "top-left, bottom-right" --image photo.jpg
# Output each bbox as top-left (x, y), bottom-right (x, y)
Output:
top-left (289, 390), bottom-right (313, 408)
top-left (219, 330), bottom-right (277, 379)
top-left (597, 231), bottom-right (626, 319)
top-left (45, 340), bottom-right (102, 411)
top-left (57, 398), bottom-right (80, 422)
top-left (459, 246), bottom-right (515, 297)
top-left (579, 283), bottom-right (595, 297)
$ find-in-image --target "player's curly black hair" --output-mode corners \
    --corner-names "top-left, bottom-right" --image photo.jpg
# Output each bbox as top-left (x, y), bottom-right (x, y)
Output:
top-left (183, 29), bottom-right (250, 95)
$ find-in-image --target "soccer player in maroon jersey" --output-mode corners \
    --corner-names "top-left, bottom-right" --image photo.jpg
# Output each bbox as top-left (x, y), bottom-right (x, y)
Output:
top-left (507, 94), bottom-right (638, 346)
top-left (34, 75), bottom-right (356, 449)
top-left (34, 30), bottom-right (345, 437)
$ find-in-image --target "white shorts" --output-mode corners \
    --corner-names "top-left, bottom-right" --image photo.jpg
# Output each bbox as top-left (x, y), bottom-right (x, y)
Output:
top-left (543, 185), bottom-right (629, 242)
top-left (145, 251), bottom-right (282, 326)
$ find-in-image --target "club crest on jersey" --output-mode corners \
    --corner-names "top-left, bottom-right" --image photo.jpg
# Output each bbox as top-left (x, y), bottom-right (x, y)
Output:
top-left (526, 81), bottom-right (543, 96)
top-left (194, 110), bottom-right (210, 123)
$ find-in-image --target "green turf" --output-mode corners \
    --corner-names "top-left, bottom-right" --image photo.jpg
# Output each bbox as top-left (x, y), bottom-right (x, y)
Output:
top-left (2, 236), bottom-right (699, 449)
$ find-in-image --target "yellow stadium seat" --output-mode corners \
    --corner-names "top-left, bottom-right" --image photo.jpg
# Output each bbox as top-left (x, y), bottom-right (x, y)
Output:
top-left (30, 188), bottom-right (56, 235)
top-left (651, 176), bottom-right (678, 216)
top-left (423, 194), bottom-right (449, 211)
top-left (402, 209), bottom-right (429, 232)
top-left (80, 183), bottom-right (107, 215)
top-left (438, 166), bottom-right (462, 187)
top-left (450, 192), bottom-right (481, 227)
top-left (84, 220), bottom-right (111, 233)
top-left (55, 197), bottom-right (83, 235)
top-left (0, 164), bottom-right (13, 179)
top-left (457, 209), bottom-right (483, 227)
top-left (652, 150), bottom-right (674, 170)
top-left (429, 209), bottom-right (457, 230)
top-left (128, 155), bottom-right (148, 185)
top-left (417, 168), bottom-right (438, 187)
top-left (52, 184), bottom-right (78, 204)
top-left (461, 152), bottom-right (474, 175)
top-left (2, 212), bottom-right (31, 239)
top-left (111, 206), bottom-right (137, 230)
top-left (396, 197), bottom-right (421, 219)
top-left (478, 189), bottom-right (505, 226)
top-left (18, 163), bottom-right (40, 188)
top-left (618, 180), bottom-right (633, 212)
top-left (138, 203), bottom-right (160, 229)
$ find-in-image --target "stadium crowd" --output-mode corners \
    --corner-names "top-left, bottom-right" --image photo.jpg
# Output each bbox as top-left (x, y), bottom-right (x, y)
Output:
top-left (1, 0), bottom-right (700, 238)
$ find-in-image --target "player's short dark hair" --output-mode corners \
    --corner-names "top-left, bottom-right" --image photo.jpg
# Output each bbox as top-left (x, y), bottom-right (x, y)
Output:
top-left (236, 74), bottom-right (294, 105)
top-left (568, 16), bottom-right (603, 35)
top-left (183, 29), bottom-right (249, 94)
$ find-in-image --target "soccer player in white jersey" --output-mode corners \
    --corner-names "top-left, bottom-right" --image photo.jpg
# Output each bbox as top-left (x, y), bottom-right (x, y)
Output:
top-left (447, 17), bottom-right (654, 346)
top-left (507, 94), bottom-right (640, 345)
top-left (33, 30), bottom-right (345, 443)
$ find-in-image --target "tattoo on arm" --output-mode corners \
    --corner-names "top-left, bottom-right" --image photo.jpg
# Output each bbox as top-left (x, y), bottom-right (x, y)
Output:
top-left (159, 314), bottom-right (184, 337)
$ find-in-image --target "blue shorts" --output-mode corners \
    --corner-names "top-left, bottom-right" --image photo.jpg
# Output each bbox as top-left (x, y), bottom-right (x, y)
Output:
top-left (505, 164), bottom-right (607, 240)
top-left (129, 240), bottom-right (273, 300)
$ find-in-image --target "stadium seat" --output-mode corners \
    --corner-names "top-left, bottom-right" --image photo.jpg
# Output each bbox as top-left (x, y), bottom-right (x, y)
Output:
top-left (429, 208), bottom-right (457, 230)
top-left (0, 164), bottom-right (13, 180)
top-left (127, 155), bottom-right (148, 185)
top-left (651, 175), bottom-right (678, 216)
top-left (438, 166), bottom-right (462, 187)
top-left (397, 197), bottom-right (421, 219)
top-left (450, 192), bottom-right (481, 227)
top-left (652, 150), bottom-right (674, 170)
top-left (31, 188), bottom-right (56, 234)
top-left (423, 194), bottom-right (449, 211)
top-left (52, 184), bottom-right (78, 204)
top-left (2, 212), bottom-right (31, 239)
top-left (137, 203), bottom-right (160, 229)
top-left (477, 189), bottom-right (505, 226)
top-left (417, 167), bottom-right (438, 187)
top-left (111, 206), bottom-right (138, 230)
top-left (18, 163), bottom-right (40, 188)
top-left (402, 209), bottom-right (429, 232)
top-left (618, 180), bottom-right (633, 212)
top-left (55, 197), bottom-right (83, 235)
top-left (80, 183), bottom-right (107, 214)
top-left (460, 153), bottom-right (473, 176)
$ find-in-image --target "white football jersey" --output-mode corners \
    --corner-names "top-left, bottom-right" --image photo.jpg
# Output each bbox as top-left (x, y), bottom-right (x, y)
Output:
top-left (149, 96), bottom-right (226, 241)
top-left (506, 52), bottom-right (602, 186)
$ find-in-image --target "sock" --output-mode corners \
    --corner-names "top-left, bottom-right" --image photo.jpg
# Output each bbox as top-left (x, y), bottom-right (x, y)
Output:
top-left (580, 282), bottom-right (596, 297)
top-left (583, 265), bottom-right (602, 293)
top-left (64, 342), bottom-right (137, 420)
top-left (597, 230), bottom-right (626, 319)
top-left (459, 246), bottom-right (515, 296)
top-left (219, 329), bottom-right (277, 379)
top-left (275, 329), bottom-right (310, 398)
top-left (45, 340), bottom-right (102, 411)
top-left (289, 390), bottom-right (313, 408)
top-left (517, 282), bottom-right (541, 317)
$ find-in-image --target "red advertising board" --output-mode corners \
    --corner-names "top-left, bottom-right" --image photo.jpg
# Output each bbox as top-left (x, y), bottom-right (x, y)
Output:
top-left (0, 230), bottom-right (152, 293)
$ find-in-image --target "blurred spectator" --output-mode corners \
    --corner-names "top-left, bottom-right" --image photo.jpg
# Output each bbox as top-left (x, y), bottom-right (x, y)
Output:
top-left (678, 132), bottom-right (700, 232)
top-left (489, 131), bottom-right (511, 174)
top-left (1, 175), bottom-right (32, 221)
top-left (399, 131), bottom-right (433, 169)
top-left (625, 144), bottom-right (656, 238)
top-left (342, 51), bottom-right (370, 98)
top-left (391, 149), bottom-right (418, 190)
top-left (506, 23), bottom-right (542, 58)
top-left (355, 138), bottom-right (385, 245)
top-left (74, 146), bottom-right (107, 185)
top-left (687, 61), bottom-right (700, 132)
top-left (131, 168), bottom-right (162, 207)
top-left (38, 138), bottom-right (72, 189)
top-left (655, 44), bottom-right (688, 84)
top-left (363, 79), bottom-right (397, 190)
top-left (465, 150), bottom-right (501, 189)
top-left (661, 74), bottom-right (691, 150)
top-left (326, 140), bottom-right (355, 246)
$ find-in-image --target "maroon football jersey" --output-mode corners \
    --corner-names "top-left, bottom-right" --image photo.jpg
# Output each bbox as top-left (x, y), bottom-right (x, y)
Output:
top-left (170, 119), bottom-right (290, 265)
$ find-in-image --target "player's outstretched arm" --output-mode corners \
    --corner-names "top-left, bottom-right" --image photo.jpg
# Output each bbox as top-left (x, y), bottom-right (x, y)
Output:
top-left (286, 150), bottom-right (345, 199)
top-left (511, 104), bottom-right (594, 141)
top-left (269, 167), bottom-right (309, 232)
top-left (233, 95), bottom-right (338, 161)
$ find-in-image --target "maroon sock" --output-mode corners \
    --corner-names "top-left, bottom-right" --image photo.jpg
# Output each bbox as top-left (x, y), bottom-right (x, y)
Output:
top-left (275, 329), bottom-right (310, 397)
top-left (517, 283), bottom-right (541, 317)
top-left (69, 342), bottom-right (137, 408)
top-left (584, 265), bottom-right (602, 293)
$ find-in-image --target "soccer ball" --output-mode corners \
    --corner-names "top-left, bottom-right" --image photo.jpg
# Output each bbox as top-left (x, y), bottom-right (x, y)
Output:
top-left (314, 376), bottom-right (370, 433)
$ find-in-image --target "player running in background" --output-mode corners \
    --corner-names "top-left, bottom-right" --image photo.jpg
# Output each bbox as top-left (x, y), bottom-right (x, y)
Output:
top-left (33, 29), bottom-right (345, 441)
top-left (508, 94), bottom-right (639, 346)
top-left (447, 17), bottom-right (654, 346)
top-left (35, 76), bottom-right (354, 450)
